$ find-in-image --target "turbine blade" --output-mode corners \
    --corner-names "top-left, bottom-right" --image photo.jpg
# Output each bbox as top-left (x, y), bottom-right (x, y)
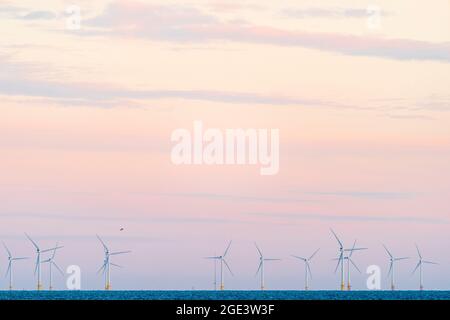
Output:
top-left (12, 257), bottom-right (29, 261)
top-left (41, 246), bottom-right (63, 253)
top-left (50, 242), bottom-right (59, 259)
top-left (53, 262), bottom-right (64, 275)
top-left (344, 247), bottom-right (367, 252)
top-left (264, 258), bottom-right (281, 261)
top-left (2, 242), bottom-right (12, 258)
top-left (291, 255), bottom-right (306, 261)
top-left (204, 256), bottom-right (221, 259)
top-left (97, 235), bottom-right (109, 252)
top-left (110, 263), bottom-right (123, 268)
top-left (394, 257), bottom-right (409, 261)
top-left (306, 262), bottom-right (313, 279)
top-left (411, 261), bottom-right (421, 275)
top-left (254, 242), bottom-right (262, 257)
top-left (423, 261), bottom-right (438, 265)
top-left (223, 240), bottom-right (232, 257)
top-left (334, 253), bottom-right (342, 274)
top-left (222, 259), bottom-right (234, 276)
top-left (387, 262), bottom-right (393, 278)
top-left (255, 261), bottom-right (262, 276)
top-left (25, 233), bottom-right (39, 250)
top-left (5, 261), bottom-right (11, 278)
top-left (34, 256), bottom-right (39, 275)
top-left (415, 244), bottom-right (422, 259)
top-left (349, 258), bottom-right (361, 273)
top-left (97, 263), bottom-right (106, 274)
top-left (110, 250), bottom-right (131, 255)
top-left (382, 244), bottom-right (393, 258)
top-left (349, 240), bottom-right (357, 257)
top-left (308, 248), bottom-right (320, 261)
top-left (330, 228), bottom-right (343, 247)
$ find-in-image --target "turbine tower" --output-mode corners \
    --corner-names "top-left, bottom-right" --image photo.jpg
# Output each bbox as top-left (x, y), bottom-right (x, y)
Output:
top-left (255, 243), bottom-right (280, 290)
top-left (41, 243), bottom-right (64, 290)
top-left (343, 240), bottom-right (367, 291)
top-left (292, 248), bottom-right (319, 290)
top-left (383, 244), bottom-right (409, 290)
top-left (3, 242), bottom-right (28, 290)
top-left (204, 241), bottom-right (233, 290)
top-left (97, 235), bottom-right (131, 290)
top-left (25, 234), bottom-right (62, 290)
top-left (412, 244), bottom-right (437, 290)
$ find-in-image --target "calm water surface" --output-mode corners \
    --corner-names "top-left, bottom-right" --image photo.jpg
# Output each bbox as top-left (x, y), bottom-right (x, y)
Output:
top-left (0, 290), bottom-right (449, 300)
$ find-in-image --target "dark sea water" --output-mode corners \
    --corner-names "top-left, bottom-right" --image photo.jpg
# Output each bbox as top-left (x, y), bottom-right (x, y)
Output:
top-left (0, 290), bottom-right (449, 300)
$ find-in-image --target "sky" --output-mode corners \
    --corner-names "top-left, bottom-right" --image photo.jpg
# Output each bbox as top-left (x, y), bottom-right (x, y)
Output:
top-left (0, 0), bottom-right (449, 291)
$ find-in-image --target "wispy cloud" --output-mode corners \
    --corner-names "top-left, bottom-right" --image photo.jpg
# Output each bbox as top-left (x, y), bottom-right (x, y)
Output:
top-left (0, 76), bottom-right (333, 107)
top-left (0, 56), bottom-right (355, 109)
top-left (207, 1), bottom-right (264, 13)
top-left (82, 2), bottom-right (450, 63)
top-left (301, 191), bottom-right (418, 200)
top-left (1, 56), bottom-right (447, 117)
top-left (245, 212), bottom-right (448, 224)
top-left (20, 10), bottom-right (56, 20)
top-left (0, 4), bottom-right (56, 20)
top-left (1, 211), bottom-right (247, 225)
top-left (281, 7), bottom-right (389, 19)
top-left (160, 192), bottom-right (315, 203)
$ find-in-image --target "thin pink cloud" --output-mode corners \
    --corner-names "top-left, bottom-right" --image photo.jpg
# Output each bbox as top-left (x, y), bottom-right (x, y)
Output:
top-left (84, 1), bottom-right (450, 62)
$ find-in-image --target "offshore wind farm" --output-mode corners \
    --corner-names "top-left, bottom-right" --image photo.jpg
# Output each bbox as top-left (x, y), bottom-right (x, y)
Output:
top-left (0, 229), bottom-right (448, 299)
top-left (1, 0), bottom-right (449, 304)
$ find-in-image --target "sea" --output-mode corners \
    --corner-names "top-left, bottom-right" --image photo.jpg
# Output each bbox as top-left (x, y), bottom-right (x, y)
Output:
top-left (0, 290), bottom-right (449, 300)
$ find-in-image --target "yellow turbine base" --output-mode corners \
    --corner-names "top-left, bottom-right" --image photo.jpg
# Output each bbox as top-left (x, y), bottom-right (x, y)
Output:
top-left (220, 284), bottom-right (224, 290)
top-left (340, 283), bottom-right (345, 291)
top-left (105, 283), bottom-right (111, 290)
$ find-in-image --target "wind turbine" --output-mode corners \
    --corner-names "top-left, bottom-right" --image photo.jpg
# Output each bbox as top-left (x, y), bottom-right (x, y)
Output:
top-left (383, 244), bottom-right (409, 290)
top-left (25, 234), bottom-right (63, 290)
top-left (3, 242), bottom-right (28, 290)
top-left (412, 244), bottom-right (438, 290)
top-left (330, 229), bottom-right (345, 290)
top-left (204, 241), bottom-right (233, 290)
top-left (41, 243), bottom-right (64, 290)
top-left (255, 243), bottom-right (280, 290)
top-left (330, 229), bottom-right (367, 290)
top-left (292, 248), bottom-right (319, 290)
top-left (343, 240), bottom-right (367, 290)
top-left (97, 235), bottom-right (131, 290)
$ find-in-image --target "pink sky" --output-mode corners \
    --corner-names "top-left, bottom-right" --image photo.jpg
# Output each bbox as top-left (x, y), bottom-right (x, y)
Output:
top-left (0, 0), bottom-right (449, 290)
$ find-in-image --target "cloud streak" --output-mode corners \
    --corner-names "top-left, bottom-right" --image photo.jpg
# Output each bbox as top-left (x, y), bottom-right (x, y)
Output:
top-left (83, 2), bottom-right (450, 62)
top-left (160, 192), bottom-right (315, 203)
top-left (245, 212), bottom-right (448, 224)
top-left (20, 10), bottom-right (56, 20)
top-left (301, 191), bottom-right (418, 200)
top-left (1, 57), bottom-right (447, 116)
top-left (0, 58), bottom-right (356, 109)
top-left (281, 7), bottom-right (389, 19)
